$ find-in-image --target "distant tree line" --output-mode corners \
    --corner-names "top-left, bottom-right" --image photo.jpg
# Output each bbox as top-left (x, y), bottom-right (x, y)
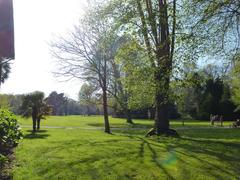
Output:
top-left (174, 64), bottom-right (240, 120)
top-left (0, 91), bottom-right (99, 116)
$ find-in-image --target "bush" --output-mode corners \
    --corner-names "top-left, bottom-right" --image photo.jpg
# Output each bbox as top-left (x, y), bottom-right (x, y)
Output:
top-left (0, 153), bottom-right (7, 168)
top-left (0, 109), bottom-right (23, 149)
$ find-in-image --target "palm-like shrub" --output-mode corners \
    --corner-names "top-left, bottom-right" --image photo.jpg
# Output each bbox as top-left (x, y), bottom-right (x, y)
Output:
top-left (20, 91), bottom-right (52, 132)
top-left (0, 59), bottom-right (11, 87)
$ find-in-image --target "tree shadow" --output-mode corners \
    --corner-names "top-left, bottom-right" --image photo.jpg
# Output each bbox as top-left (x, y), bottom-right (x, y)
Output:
top-left (26, 130), bottom-right (48, 133)
top-left (180, 128), bottom-right (240, 140)
top-left (132, 132), bottom-right (239, 179)
top-left (180, 136), bottom-right (240, 149)
top-left (87, 122), bottom-right (152, 129)
top-left (137, 137), bottom-right (175, 180)
top-left (24, 130), bottom-right (50, 139)
top-left (87, 123), bottom-right (126, 128)
top-left (172, 137), bottom-right (240, 178)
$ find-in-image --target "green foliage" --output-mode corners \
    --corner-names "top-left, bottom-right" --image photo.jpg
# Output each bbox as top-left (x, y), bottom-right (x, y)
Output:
top-left (116, 40), bottom-right (155, 109)
top-left (182, 0), bottom-right (239, 59)
top-left (45, 91), bottom-right (67, 115)
top-left (231, 55), bottom-right (240, 111)
top-left (175, 65), bottom-right (237, 120)
top-left (0, 94), bottom-right (23, 114)
top-left (20, 91), bottom-right (51, 120)
top-left (78, 83), bottom-right (96, 105)
top-left (0, 153), bottom-right (7, 167)
top-left (0, 59), bottom-right (11, 86)
top-left (0, 109), bottom-right (23, 148)
top-left (0, 94), bottom-right (10, 109)
top-left (20, 91), bottom-right (52, 131)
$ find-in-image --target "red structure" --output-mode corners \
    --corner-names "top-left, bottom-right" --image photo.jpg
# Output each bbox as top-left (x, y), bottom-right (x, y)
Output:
top-left (0, 0), bottom-right (15, 59)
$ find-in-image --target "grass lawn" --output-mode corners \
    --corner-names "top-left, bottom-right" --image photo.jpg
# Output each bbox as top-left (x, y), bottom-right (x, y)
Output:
top-left (12, 116), bottom-right (240, 179)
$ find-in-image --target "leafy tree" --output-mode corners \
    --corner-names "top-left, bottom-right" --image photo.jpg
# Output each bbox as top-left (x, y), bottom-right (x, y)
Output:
top-left (115, 40), bottom-right (154, 119)
top-left (231, 54), bottom-right (240, 111)
top-left (103, 0), bottom-right (178, 135)
top-left (20, 91), bottom-right (51, 132)
top-left (107, 37), bottom-right (134, 124)
top-left (78, 83), bottom-right (96, 116)
top-left (175, 64), bottom-right (237, 120)
top-left (45, 91), bottom-right (68, 115)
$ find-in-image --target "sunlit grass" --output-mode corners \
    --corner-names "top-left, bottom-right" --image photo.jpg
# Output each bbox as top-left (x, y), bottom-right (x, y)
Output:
top-left (13, 116), bottom-right (240, 179)
top-left (17, 115), bottom-right (233, 129)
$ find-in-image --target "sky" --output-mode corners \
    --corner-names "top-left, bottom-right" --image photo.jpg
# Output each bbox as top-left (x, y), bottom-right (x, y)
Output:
top-left (0, 0), bottom-right (87, 100)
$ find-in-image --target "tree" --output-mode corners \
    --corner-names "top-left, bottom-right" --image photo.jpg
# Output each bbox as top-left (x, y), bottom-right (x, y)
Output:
top-left (231, 54), bottom-right (240, 111)
top-left (50, 5), bottom-right (114, 133)
top-left (115, 40), bottom-right (154, 120)
top-left (174, 64), bottom-right (238, 120)
top-left (104, 0), bottom-right (177, 135)
top-left (106, 36), bottom-right (134, 124)
top-left (20, 91), bottom-right (51, 132)
top-left (45, 91), bottom-right (68, 115)
top-left (78, 83), bottom-right (96, 116)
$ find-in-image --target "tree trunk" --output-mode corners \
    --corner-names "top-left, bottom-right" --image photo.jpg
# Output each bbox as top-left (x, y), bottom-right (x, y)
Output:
top-left (37, 117), bottom-right (41, 130)
top-left (153, 54), bottom-right (174, 135)
top-left (125, 108), bottom-right (133, 124)
top-left (32, 117), bottom-right (36, 132)
top-left (154, 72), bottom-right (170, 134)
top-left (155, 100), bottom-right (169, 134)
top-left (102, 87), bottom-right (111, 133)
top-left (135, 0), bottom-right (178, 136)
top-left (32, 107), bottom-right (37, 132)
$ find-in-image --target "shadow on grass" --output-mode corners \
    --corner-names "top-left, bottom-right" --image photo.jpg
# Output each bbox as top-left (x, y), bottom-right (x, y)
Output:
top-left (26, 130), bottom-right (48, 133)
top-left (175, 138), bottom-right (239, 178)
top-left (180, 136), bottom-right (240, 149)
top-left (87, 123), bottom-right (125, 128)
top-left (24, 130), bottom-right (50, 139)
top-left (137, 137), bottom-right (175, 180)
top-left (179, 128), bottom-right (240, 140)
top-left (116, 127), bottom-right (240, 179)
top-left (87, 122), bottom-right (152, 129)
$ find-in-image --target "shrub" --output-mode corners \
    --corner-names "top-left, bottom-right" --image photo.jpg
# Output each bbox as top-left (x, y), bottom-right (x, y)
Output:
top-left (0, 153), bottom-right (7, 168)
top-left (0, 109), bottom-right (23, 149)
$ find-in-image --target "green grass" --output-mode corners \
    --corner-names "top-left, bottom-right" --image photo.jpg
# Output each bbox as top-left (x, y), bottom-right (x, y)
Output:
top-left (13, 116), bottom-right (240, 179)
top-left (17, 115), bottom-right (233, 128)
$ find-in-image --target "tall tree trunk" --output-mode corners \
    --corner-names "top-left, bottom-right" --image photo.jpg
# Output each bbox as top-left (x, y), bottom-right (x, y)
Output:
top-left (102, 75), bottom-right (111, 134)
top-left (153, 0), bottom-right (172, 135)
top-left (154, 60), bottom-right (170, 134)
top-left (136, 0), bottom-right (177, 135)
top-left (102, 85), bottom-right (111, 133)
